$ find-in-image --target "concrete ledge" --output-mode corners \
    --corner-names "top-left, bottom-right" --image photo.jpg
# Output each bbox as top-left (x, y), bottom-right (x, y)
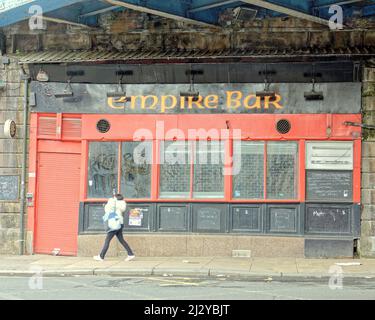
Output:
top-left (78, 234), bottom-right (305, 258)
top-left (94, 268), bottom-right (153, 277)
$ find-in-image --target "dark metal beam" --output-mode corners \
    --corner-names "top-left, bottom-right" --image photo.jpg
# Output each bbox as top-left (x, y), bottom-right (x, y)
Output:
top-left (189, 0), bottom-right (238, 13)
top-left (104, 0), bottom-right (220, 28)
top-left (80, 5), bottom-right (121, 17)
top-left (240, 0), bottom-right (331, 26)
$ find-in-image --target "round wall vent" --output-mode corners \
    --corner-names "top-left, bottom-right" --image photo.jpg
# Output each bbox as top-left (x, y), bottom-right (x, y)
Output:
top-left (276, 119), bottom-right (291, 134)
top-left (96, 119), bottom-right (110, 133)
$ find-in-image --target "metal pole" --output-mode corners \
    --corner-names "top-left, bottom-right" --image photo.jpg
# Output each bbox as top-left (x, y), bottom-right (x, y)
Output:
top-left (19, 68), bottom-right (30, 255)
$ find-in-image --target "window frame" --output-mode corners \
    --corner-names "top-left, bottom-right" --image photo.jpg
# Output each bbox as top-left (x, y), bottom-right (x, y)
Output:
top-left (84, 139), bottom-right (302, 202)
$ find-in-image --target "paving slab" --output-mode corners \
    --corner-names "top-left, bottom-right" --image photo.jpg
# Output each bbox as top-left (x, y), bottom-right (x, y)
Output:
top-left (151, 258), bottom-right (212, 276)
top-left (251, 258), bottom-right (298, 274)
top-left (206, 258), bottom-right (252, 276)
top-left (63, 259), bottom-right (119, 269)
top-left (0, 255), bottom-right (374, 278)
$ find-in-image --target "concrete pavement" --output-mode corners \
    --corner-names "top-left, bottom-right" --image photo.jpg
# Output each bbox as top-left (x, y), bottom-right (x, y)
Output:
top-left (0, 255), bottom-right (374, 279)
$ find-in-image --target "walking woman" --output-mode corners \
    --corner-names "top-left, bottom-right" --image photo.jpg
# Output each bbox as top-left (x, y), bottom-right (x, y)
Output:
top-left (93, 194), bottom-right (135, 261)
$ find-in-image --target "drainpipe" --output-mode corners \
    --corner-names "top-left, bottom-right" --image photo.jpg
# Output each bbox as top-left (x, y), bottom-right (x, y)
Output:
top-left (19, 66), bottom-right (30, 255)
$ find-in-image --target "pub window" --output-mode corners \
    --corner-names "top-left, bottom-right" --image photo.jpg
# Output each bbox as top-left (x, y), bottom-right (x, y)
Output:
top-left (87, 142), bottom-right (118, 198)
top-left (193, 141), bottom-right (224, 199)
top-left (232, 141), bottom-right (264, 199)
top-left (267, 142), bottom-right (298, 199)
top-left (305, 141), bottom-right (353, 202)
top-left (121, 141), bottom-right (152, 199)
top-left (159, 141), bottom-right (191, 198)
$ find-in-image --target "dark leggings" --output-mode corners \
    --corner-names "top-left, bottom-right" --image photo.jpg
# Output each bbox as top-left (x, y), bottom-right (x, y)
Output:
top-left (100, 226), bottom-right (134, 259)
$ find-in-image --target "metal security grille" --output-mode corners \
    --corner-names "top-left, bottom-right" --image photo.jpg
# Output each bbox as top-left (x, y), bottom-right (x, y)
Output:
top-left (121, 141), bottom-right (152, 199)
top-left (87, 142), bottom-right (118, 198)
top-left (267, 142), bottom-right (298, 199)
top-left (96, 119), bottom-right (110, 133)
top-left (159, 141), bottom-right (191, 198)
top-left (232, 142), bottom-right (264, 199)
top-left (193, 141), bottom-right (224, 198)
top-left (276, 119), bottom-right (291, 134)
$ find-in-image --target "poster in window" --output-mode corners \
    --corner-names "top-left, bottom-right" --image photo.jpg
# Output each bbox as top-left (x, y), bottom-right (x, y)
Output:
top-left (128, 208), bottom-right (143, 226)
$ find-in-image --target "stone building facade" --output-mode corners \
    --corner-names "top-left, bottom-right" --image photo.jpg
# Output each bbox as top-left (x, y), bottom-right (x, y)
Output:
top-left (361, 65), bottom-right (375, 257)
top-left (0, 9), bottom-right (374, 256)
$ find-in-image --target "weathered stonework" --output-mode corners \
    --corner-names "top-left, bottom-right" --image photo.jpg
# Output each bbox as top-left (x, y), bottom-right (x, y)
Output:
top-left (0, 57), bottom-right (26, 255)
top-left (360, 66), bottom-right (375, 258)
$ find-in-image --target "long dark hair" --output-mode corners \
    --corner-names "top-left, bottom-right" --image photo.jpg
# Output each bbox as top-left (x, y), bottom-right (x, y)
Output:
top-left (115, 194), bottom-right (124, 200)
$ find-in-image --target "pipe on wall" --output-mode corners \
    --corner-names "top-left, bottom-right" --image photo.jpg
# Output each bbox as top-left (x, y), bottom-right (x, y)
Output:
top-left (19, 66), bottom-right (30, 255)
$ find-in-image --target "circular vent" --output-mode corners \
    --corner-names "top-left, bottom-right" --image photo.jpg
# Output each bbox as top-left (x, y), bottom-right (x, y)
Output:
top-left (276, 119), bottom-right (291, 134)
top-left (97, 119), bottom-right (110, 133)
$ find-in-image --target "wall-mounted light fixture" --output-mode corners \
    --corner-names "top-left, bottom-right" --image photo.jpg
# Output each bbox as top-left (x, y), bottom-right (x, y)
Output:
top-left (36, 68), bottom-right (49, 82)
top-left (54, 79), bottom-right (74, 98)
top-left (180, 69), bottom-right (203, 101)
top-left (256, 65), bottom-right (276, 100)
top-left (106, 70), bottom-right (133, 99)
top-left (54, 70), bottom-right (84, 98)
top-left (304, 64), bottom-right (324, 101)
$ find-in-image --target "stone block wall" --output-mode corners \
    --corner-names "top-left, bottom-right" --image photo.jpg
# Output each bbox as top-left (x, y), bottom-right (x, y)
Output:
top-left (0, 57), bottom-right (26, 254)
top-left (360, 66), bottom-right (375, 257)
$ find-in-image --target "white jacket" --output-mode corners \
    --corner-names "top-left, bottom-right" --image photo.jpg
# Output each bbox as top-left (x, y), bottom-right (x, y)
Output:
top-left (103, 197), bottom-right (126, 225)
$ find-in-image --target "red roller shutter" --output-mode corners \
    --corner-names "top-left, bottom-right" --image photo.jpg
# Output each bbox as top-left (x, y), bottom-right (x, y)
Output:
top-left (34, 152), bottom-right (80, 256)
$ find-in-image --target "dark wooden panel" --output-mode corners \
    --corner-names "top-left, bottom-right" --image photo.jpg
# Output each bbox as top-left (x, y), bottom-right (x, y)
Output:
top-left (231, 206), bottom-right (262, 232)
top-left (193, 204), bottom-right (226, 232)
top-left (305, 204), bottom-right (351, 234)
top-left (157, 205), bottom-right (188, 231)
top-left (268, 206), bottom-right (298, 233)
top-left (85, 204), bottom-right (105, 232)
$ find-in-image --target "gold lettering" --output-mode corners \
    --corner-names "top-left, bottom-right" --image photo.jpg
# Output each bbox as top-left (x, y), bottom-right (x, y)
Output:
top-left (187, 96), bottom-right (204, 109)
top-left (204, 95), bottom-right (219, 109)
top-left (226, 91), bottom-right (242, 109)
top-left (264, 94), bottom-right (283, 109)
top-left (160, 95), bottom-right (177, 113)
top-left (180, 96), bottom-right (186, 109)
top-left (130, 95), bottom-right (158, 110)
top-left (107, 97), bottom-right (126, 109)
top-left (243, 95), bottom-right (261, 109)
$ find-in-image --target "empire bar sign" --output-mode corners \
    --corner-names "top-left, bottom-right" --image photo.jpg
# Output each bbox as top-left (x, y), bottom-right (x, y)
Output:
top-left (108, 91), bottom-right (283, 113)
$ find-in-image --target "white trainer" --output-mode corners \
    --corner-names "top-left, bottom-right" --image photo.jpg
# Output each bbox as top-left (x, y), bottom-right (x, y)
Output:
top-left (93, 255), bottom-right (104, 261)
top-left (125, 255), bottom-right (135, 261)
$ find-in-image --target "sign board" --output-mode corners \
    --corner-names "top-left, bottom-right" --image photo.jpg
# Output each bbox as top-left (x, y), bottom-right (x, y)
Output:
top-left (124, 204), bottom-right (151, 230)
top-left (306, 170), bottom-right (352, 201)
top-left (128, 208), bottom-right (143, 226)
top-left (30, 82), bottom-right (362, 114)
top-left (306, 141), bottom-right (353, 170)
top-left (0, 175), bottom-right (19, 200)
